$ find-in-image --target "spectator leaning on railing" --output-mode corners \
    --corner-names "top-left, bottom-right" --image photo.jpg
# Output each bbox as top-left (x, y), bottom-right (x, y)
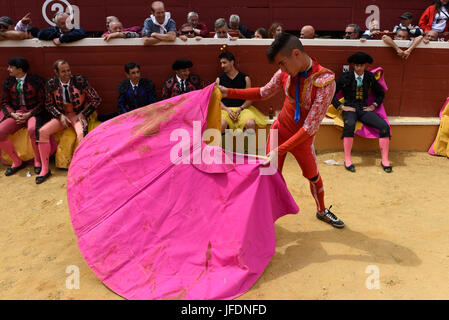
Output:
top-left (142, 1), bottom-right (177, 46)
top-left (382, 29), bottom-right (423, 59)
top-left (360, 20), bottom-right (381, 41)
top-left (37, 12), bottom-right (86, 45)
top-left (102, 16), bottom-right (142, 38)
top-left (178, 23), bottom-right (202, 42)
top-left (103, 21), bottom-right (140, 42)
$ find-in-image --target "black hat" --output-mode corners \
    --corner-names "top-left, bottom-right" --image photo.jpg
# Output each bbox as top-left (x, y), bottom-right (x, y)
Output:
top-left (347, 52), bottom-right (373, 64)
top-left (399, 12), bottom-right (413, 20)
top-left (0, 16), bottom-right (14, 28)
top-left (172, 59), bottom-right (193, 70)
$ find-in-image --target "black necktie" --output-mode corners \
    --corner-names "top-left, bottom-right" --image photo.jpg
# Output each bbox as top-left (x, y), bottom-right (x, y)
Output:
top-left (63, 84), bottom-right (71, 103)
top-left (181, 80), bottom-right (186, 92)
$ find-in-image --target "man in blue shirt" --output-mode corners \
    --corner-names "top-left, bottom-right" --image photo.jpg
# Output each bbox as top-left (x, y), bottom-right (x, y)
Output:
top-left (38, 12), bottom-right (85, 45)
top-left (142, 1), bottom-right (177, 46)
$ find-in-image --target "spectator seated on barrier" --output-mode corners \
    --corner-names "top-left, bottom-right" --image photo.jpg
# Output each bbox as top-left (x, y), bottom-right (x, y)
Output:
top-left (102, 15), bottom-right (142, 38)
top-left (268, 22), bottom-right (283, 39)
top-left (423, 29), bottom-right (439, 43)
top-left (103, 20), bottom-right (140, 41)
top-left (344, 23), bottom-right (361, 39)
top-left (382, 29), bottom-right (423, 59)
top-left (329, 52), bottom-right (392, 173)
top-left (0, 57), bottom-right (47, 176)
top-left (419, 0), bottom-right (449, 35)
top-left (36, 60), bottom-right (101, 184)
top-left (0, 16), bottom-right (32, 40)
top-left (300, 25), bottom-right (315, 39)
top-left (181, 12), bottom-right (208, 38)
top-left (213, 18), bottom-right (238, 40)
top-left (162, 59), bottom-right (204, 100)
top-left (142, 1), bottom-right (177, 46)
top-left (393, 12), bottom-right (423, 37)
top-left (228, 14), bottom-right (254, 39)
top-left (178, 23), bottom-right (202, 41)
top-left (360, 19), bottom-right (381, 41)
top-left (38, 12), bottom-right (86, 45)
top-left (253, 28), bottom-right (268, 39)
top-left (215, 51), bottom-right (266, 134)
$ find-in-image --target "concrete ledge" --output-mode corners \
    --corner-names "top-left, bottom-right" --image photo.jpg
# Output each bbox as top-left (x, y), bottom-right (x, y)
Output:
top-left (264, 116), bottom-right (440, 152)
top-left (267, 116), bottom-right (440, 126)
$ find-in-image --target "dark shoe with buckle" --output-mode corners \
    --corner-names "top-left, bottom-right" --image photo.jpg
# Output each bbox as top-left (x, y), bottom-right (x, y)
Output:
top-left (345, 163), bottom-right (355, 172)
top-left (34, 166), bottom-right (42, 175)
top-left (5, 162), bottom-right (27, 176)
top-left (381, 162), bottom-right (392, 173)
top-left (316, 205), bottom-right (345, 228)
top-left (36, 170), bottom-right (51, 184)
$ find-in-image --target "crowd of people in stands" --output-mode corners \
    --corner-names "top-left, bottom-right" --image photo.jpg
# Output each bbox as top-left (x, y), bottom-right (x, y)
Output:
top-left (0, 0), bottom-right (448, 183)
top-left (1, 0), bottom-right (447, 44)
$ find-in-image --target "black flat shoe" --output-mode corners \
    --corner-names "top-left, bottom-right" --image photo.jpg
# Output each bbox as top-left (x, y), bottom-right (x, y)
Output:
top-left (5, 162), bottom-right (27, 176)
top-left (34, 166), bottom-right (42, 175)
top-left (381, 162), bottom-right (393, 173)
top-left (36, 170), bottom-right (51, 184)
top-left (345, 164), bottom-right (355, 172)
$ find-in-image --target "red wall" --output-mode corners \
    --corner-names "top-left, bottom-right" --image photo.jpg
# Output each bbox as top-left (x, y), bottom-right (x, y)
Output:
top-left (2, 0), bottom-right (433, 33)
top-left (0, 41), bottom-right (447, 117)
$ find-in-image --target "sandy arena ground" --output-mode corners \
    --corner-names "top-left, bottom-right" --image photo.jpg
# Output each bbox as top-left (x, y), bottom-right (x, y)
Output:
top-left (0, 150), bottom-right (448, 300)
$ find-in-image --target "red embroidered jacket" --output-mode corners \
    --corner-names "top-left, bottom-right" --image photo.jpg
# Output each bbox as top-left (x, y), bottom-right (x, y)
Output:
top-left (227, 57), bottom-right (336, 156)
top-left (1, 74), bottom-right (45, 118)
top-left (45, 74), bottom-right (101, 119)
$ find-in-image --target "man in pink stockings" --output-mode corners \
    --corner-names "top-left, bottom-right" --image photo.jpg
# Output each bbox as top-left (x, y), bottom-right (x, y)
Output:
top-left (0, 57), bottom-right (45, 176)
top-left (37, 60), bottom-right (101, 184)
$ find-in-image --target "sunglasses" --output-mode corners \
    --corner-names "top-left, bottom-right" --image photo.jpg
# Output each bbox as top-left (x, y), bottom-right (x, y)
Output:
top-left (181, 30), bottom-right (194, 35)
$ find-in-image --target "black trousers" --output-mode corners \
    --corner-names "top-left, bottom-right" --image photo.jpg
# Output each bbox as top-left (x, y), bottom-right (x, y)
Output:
top-left (342, 108), bottom-right (390, 138)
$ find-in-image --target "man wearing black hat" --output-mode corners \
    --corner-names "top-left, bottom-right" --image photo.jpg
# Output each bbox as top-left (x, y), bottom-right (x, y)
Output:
top-left (332, 52), bottom-right (392, 173)
top-left (161, 59), bottom-right (204, 100)
top-left (393, 12), bottom-right (423, 37)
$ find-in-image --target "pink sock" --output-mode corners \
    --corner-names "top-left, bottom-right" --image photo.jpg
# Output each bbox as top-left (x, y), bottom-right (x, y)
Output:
top-left (379, 138), bottom-right (390, 166)
top-left (0, 139), bottom-right (22, 167)
top-left (30, 138), bottom-right (41, 167)
top-left (38, 142), bottom-right (51, 176)
top-left (343, 137), bottom-right (354, 166)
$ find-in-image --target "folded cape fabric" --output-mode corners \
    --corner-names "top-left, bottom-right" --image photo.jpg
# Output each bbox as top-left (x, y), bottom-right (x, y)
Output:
top-left (67, 84), bottom-right (299, 300)
top-left (428, 96), bottom-right (449, 157)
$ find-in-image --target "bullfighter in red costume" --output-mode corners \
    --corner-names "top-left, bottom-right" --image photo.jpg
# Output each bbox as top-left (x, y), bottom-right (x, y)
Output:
top-left (219, 33), bottom-right (344, 228)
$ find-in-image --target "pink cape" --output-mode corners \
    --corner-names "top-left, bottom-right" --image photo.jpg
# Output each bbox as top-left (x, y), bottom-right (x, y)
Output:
top-left (428, 96), bottom-right (449, 155)
top-left (67, 84), bottom-right (299, 300)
